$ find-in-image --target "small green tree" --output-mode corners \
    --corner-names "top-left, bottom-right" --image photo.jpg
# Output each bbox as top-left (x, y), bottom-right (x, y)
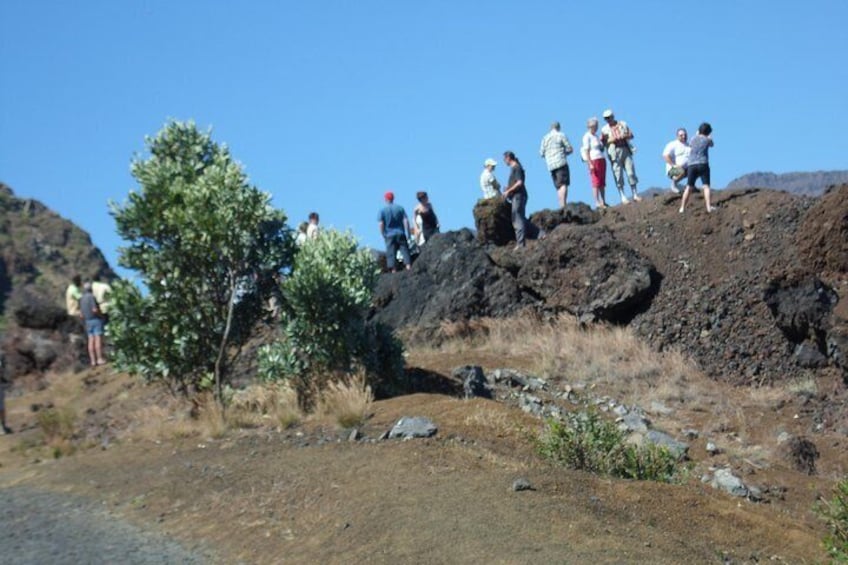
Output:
top-left (258, 229), bottom-right (403, 401)
top-left (817, 477), bottom-right (848, 562)
top-left (109, 120), bottom-right (294, 400)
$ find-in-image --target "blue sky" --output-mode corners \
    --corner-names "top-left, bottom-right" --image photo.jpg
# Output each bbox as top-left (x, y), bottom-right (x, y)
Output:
top-left (2, 1), bottom-right (847, 279)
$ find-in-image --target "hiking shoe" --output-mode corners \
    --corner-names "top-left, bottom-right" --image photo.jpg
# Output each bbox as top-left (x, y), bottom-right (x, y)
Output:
top-left (620, 195), bottom-right (630, 205)
top-left (679, 207), bottom-right (685, 214)
top-left (1, 425), bottom-right (11, 435)
top-left (670, 187), bottom-right (680, 194)
top-left (632, 194), bottom-right (642, 202)
top-left (707, 206), bottom-right (717, 213)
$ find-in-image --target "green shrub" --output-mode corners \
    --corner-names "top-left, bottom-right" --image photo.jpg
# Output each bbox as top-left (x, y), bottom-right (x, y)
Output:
top-left (259, 230), bottom-right (405, 401)
top-left (537, 409), bottom-right (680, 483)
top-left (817, 477), bottom-right (848, 562)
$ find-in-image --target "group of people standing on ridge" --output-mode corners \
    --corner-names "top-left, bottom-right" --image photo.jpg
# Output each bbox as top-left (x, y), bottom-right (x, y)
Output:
top-left (478, 110), bottom-right (716, 247)
top-left (65, 275), bottom-right (112, 368)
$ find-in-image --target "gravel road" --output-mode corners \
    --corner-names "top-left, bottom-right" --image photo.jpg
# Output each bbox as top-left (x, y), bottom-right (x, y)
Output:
top-left (0, 486), bottom-right (210, 564)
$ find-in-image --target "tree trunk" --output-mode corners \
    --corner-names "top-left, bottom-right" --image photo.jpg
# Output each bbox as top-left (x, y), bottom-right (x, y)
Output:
top-left (214, 273), bottom-right (237, 406)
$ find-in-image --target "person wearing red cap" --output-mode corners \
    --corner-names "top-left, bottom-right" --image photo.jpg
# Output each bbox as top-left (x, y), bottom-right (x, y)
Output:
top-left (378, 191), bottom-right (412, 271)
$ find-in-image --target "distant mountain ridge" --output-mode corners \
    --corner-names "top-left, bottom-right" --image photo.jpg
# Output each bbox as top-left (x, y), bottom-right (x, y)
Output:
top-left (726, 170), bottom-right (848, 196)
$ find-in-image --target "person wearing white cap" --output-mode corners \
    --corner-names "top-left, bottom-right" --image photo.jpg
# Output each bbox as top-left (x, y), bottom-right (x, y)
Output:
top-left (600, 109), bottom-right (641, 204)
top-left (539, 121), bottom-right (574, 209)
top-left (479, 158), bottom-right (501, 200)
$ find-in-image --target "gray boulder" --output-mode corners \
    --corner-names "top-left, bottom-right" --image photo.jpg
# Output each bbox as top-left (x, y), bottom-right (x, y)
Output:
top-left (452, 365), bottom-right (492, 399)
top-left (388, 417), bottom-right (438, 439)
top-left (710, 468), bottom-right (749, 498)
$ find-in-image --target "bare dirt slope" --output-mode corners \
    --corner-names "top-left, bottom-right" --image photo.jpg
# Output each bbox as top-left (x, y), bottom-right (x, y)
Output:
top-left (0, 355), bottom-right (837, 564)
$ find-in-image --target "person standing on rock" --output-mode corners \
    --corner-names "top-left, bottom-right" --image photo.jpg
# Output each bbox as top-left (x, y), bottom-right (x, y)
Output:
top-left (503, 151), bottom-right (540, 249)
top-left (679, 122), bottom-right (716, 214)
top-left (413, 191), bottom-right (440, 246)
top-left (540, 121), bottom-right (574, 209)
top-left (79, 282), bottom-right (106, 366)
top-left (480, 158), bottom-right (501, 200)
top-left (600, 109), bottom-right (641, 204)
top-left (581, 117), bottom-right (607, 209)
top-left (65, 274), bottom-right (82, 317)
top-left (663, 128), bottom-right (690, 193)
top-left (378, 191), bottom-right (412, 271)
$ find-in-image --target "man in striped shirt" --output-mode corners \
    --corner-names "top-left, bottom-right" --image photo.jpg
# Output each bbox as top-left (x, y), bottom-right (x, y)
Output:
top-left (540, 121), bottom-right (573, 209)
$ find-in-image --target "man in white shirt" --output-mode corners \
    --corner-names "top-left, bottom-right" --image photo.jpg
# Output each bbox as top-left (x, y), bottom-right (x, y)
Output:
top-left (662, 128), bottom-right (690, 193)
top-left (479, 158), bottom-right (501, 199)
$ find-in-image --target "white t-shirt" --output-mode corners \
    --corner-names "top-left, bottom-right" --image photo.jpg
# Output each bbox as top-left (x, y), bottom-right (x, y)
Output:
top-left (662, 139), bottom-right (691, 172)
top-left (306, 222), bottom-right (319, 239)
top-left (581, 131), bottom-right (604, 161)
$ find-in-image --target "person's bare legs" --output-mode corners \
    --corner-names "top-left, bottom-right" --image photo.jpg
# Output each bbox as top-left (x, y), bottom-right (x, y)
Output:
top-left (87, 336), bottom-right (97, 366)
top-left (94, 334), bottom-right (105, 364)
top-left (557, 185), bottom-right (568, 209)
top-left (704, 185), bottom-right (714, 211)
top-left (679, 185), bottom-right (692, 213)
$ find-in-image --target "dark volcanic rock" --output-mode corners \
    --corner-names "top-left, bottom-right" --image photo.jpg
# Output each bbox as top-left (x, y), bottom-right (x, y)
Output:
top-left (763, 273), bottom-right (837, 344)
top-left (473, 197), bottom-right (514, 246)
top-left (529, 203), bottom-right (600, 234)
top-left (370, 229), bottom-right (529, 331)
top-left (370, 224), bottom-right (659, 331)
top-left (516, 225), bottom-right (658, 323)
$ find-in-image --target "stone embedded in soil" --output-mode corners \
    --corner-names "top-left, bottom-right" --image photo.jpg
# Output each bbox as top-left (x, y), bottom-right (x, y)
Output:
top-left (388, 417), bottom-right (438, 439)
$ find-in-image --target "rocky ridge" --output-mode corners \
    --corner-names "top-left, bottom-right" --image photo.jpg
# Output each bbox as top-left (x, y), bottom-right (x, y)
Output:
top-left (371, 186), bottom-right (848, 390)
top-left (0, 183), bottom-right (115, 377)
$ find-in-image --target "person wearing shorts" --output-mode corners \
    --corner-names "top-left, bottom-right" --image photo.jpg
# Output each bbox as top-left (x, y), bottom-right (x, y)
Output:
top-left (663, 128), bottom-right (690, 193)
top-left (581, 117), bottom-right (607, 209)
top-left (79, 282), bottom-right (107, 366)
top-left (679, 122), bottom-right (715, 214)
top-left (539, 121), bottom-right (573, 209)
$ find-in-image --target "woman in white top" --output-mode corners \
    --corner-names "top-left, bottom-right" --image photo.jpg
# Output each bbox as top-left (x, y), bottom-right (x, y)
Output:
top-left (581, 117), bottom-right (607, 209)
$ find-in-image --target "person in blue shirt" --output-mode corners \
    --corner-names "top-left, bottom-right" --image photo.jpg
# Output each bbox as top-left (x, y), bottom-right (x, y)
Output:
top-left (378, 191), bottom-right (412, 272)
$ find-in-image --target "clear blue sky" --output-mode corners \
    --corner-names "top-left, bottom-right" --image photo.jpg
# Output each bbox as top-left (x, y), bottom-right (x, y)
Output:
top-left (2, 1), bottom-right (847, 279)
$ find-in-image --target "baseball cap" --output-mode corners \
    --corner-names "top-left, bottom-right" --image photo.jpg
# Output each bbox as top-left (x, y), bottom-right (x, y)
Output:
top-left (484, 158), bottom-right (497, 167)
top-left (384, 191), bottom-right (394, 201)
top-left (602, 109), bottom-right (614, 119)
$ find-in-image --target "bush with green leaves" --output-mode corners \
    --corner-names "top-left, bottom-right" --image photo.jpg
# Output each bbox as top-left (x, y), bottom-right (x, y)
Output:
top-left (816, 476), bottom-right (848, 562)
top-left (258, 229), bottom-right (404, 399)
top-left (109, 120), bottom-right (294, 399)
top-left (537, 409), bottom-right (680, 482)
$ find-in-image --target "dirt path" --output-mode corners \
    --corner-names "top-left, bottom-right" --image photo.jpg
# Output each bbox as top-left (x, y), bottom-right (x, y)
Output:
top-left (0, 393), bottom-right (826, 564)
top-left (0, 484), bottom-right (209, 564)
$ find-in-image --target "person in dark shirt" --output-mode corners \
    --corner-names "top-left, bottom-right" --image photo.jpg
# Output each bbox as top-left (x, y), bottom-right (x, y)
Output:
top-left (79, 282), bottom-right (107, 366)
top-left (503, 151), bottom-right (543, 249)
top-left (412, 191), bottom-right (440, 246)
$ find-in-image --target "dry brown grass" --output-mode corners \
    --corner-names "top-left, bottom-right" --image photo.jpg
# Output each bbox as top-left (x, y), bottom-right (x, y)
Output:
top-left (228, 383), bottom-right (302, 429)
top-left (128, 393), bottom-right (226, 441)
top-left (411, 314), bottom-right (709, 410)
top-left (315, 372), bottom-right (373, 429)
